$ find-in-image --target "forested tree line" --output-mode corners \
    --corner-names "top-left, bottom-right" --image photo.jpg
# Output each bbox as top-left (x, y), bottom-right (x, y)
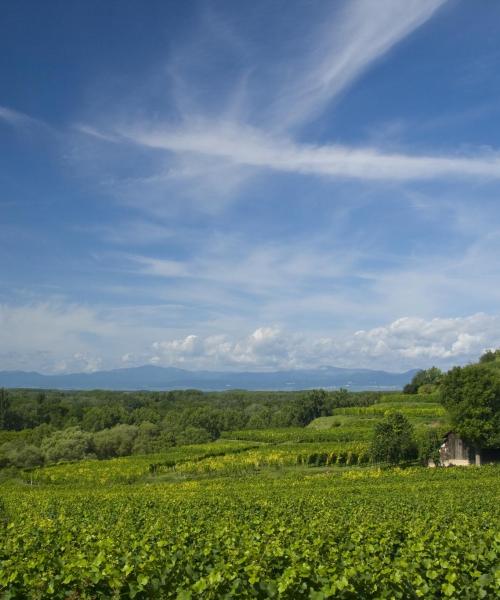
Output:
top-left (2, 349), bottom-right (498, 470)
top-left (0, 388), bottom-right (380, 468)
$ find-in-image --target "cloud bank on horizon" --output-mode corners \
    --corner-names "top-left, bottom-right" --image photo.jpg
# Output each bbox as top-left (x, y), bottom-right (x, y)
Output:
top-left (1, 0), bottom-right (500, 374)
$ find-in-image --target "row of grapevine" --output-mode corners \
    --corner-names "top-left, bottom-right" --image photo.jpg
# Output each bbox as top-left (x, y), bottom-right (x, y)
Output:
top-left (332, 405), bottom-right (445, 417)
top-left (221, 427), bottom-right (373, 444)
top-left (26, 440), bottom-right (259, 485)
top-left (154, 442), bottom-right (371, 475)
top-left (0, 465), bottom-right (498, 598)
top-left (378, 392), bottom-right (441, 404)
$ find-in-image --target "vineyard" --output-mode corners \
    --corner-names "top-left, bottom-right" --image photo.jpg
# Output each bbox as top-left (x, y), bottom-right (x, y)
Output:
top-left (0, 464), bottom-right (499, 599)
top-left (0, 391), bottom-right (498, 598)
top-left (220, 427), bottom-right (374, 444)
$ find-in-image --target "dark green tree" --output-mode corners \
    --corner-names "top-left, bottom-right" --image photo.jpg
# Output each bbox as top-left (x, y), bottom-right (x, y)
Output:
top-left (403, 367), bottom-right (443, 394)
top-left (0, 389), bottom-right (10, 429)
top-left (176, 426), bottom-right (211, 446)
top-left (440, 364), bottom-right (500, 448)
top-left (132, 422), bottom-right (161, 455)
top-left (370, 412), bottom-right (418, 464)
top-left (479, 349), bottom-right (500, 364)
top-left (292, 389), bottom-right (328, 427)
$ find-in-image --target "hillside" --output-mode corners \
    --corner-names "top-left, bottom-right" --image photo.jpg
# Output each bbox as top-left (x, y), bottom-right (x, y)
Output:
top-left (0, 365), bottom-right (418, 391)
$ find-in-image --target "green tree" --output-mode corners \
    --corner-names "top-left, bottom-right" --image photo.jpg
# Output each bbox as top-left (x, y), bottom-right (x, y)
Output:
top-left (41, 427), bottom-right (93, 463)
top-left (93, 424), bottom-right (138, 459)
top-left (479, 348), bottom-right (500, 363)
top-left (127, 407), bottom-right (161, 426)
top-left (8, 444), bottom-right (44, 469)
top-left (245, 404), bottom-right (272, 429)
top-left (417, 429), bottom-right (442, 466)
top-left (132, 422), bottom-right (160, 455)
top-left (370, 412), bottom-right (418, 464)
top-left (292, 389), bottom-right (328, 427)
top-left (176, 426), bottom-right (211, 446)
top-left (440, 364), bottom-right (500, 448)
top-left (403, 367), bottom-right (443, 394)
top-left (0, 389), bottom-right (10, 429)
top-left (82, 405), bottom-right (126, 432)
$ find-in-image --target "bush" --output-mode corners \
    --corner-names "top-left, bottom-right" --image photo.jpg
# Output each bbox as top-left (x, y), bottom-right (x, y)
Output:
top-left (417, 429), bottom-right (442, 466)
top-left (370, 412), bottom-right (418, 464)
top-left (93, 424), bottom-right (138, 459)
top-left (41, 427), bottom-right (93, 463)
top-left (132, 422), bottom-right (160, 455)
top-left (0, 440), bottom-right (45, 468)
top-left (10, 445), bottom-right (44, 469)
top-left (176, 427), bottom-right (212, 446)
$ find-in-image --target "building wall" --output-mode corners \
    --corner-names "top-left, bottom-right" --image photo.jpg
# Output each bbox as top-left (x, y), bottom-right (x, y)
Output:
top-left (429, 432), bottom-right (499, 467)
top-left (439, 433), bottom-right (475, 466)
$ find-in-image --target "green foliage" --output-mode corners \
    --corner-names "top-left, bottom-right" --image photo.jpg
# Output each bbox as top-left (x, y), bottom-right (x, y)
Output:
top-left (131, 421), bottom-right (161, 454)
top-left (0, 381), bottom-right (497, 597)
top-left (377, 392), bottom-right (441, 404)
top-left (40, 427), bottom-right (93, 463)
top-left (296, 389), bottom-right (329, 424)
top-left (0, 387), bottom-right (384, 435)
top-left (0, 388), bottom-right (10, 429)
top-left (416, 429), bottom-right (442, 466)
top-left (175, 426), bottom-right (212, 446)
top-left (0, 465), bottom-right (498, 598)
top-left (93, 424), bottom-right (138, 459)
top-left (404, 367), bottom-right (443, 394)
top-left (82, 404), bottom-right (127, 432)
top-left (440, 364), bottom-right (500, 448)
top-left (479, 348), bottom-right (500, 363)
top-left (0, 386), bottom-right (450, 471)
top-left (221, 426), bottom-right (373, 444)
top-left (0, 441), bottom-right (44, 469)
top-left (370, 412), bottom-right (418, 464)
top-left (333, 403), bottom-right (445, 418)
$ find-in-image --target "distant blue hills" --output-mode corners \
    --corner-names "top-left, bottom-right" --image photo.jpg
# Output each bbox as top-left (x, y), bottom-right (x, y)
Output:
top-left (0, 364), bottom-right (418, 391)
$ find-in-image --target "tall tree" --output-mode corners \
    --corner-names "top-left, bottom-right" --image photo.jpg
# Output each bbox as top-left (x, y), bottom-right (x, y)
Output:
top-left (403, 367), bottom-right (442, 394)
top-left (440, 364), bottom-right (500, 448)
top-left (0, 388), bottom-right (10, 429)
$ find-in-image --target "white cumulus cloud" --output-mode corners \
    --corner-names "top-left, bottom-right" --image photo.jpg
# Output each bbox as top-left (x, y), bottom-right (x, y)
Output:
top-left (149, 314), bottom-right (500, 371)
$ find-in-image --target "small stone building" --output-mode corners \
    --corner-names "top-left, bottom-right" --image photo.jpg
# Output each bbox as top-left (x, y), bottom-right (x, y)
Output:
top-left (438, 432), bottom-right (478, 466)
top-left (435, 432), bottom-right (500, 467)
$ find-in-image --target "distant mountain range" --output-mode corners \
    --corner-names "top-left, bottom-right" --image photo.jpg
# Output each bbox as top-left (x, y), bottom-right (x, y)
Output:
top-left (0, 365), bottom-right (418, 391)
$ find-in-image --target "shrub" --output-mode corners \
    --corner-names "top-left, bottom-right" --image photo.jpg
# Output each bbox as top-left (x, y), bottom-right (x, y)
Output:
top-left (370, 412), bottom-right (418, 464)
top-left (41, 427), bottom-right (93, 463)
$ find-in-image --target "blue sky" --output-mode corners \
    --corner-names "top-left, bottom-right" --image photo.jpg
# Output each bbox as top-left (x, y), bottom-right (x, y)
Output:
top-left (1, 0), bottom-right (500, 374)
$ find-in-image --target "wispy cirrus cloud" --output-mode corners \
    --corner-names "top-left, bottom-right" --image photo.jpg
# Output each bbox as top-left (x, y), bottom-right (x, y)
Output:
top-left (4, 0), bottom-right (500, 376)
top-left (6, 0), bottom-right (474, 200)
top-left (122, 119), bottom-right (500, 181)
top-left (0, 104), bottom-right (53, 133)
top-left (0, 105), bottom-right (38, 127)
top-left (266, 0), bottom-right (448, 130)
top-left (76, 0), bottom-right (466, 193)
